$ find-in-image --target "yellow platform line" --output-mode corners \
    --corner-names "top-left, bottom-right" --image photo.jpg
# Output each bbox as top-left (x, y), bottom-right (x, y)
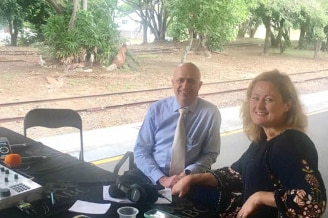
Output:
top-left (221, 129), bottom-right (243, 136)
top-left (91, 155), bottom-right (123, 165)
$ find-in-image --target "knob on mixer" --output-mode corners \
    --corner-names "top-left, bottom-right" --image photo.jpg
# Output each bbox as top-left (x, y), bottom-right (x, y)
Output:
top-left (0, 188), bottom-right (11, 197)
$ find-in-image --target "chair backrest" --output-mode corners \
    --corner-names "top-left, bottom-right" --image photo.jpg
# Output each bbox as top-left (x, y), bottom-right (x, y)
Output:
top-left (23, 108), bottom-right (84, 161)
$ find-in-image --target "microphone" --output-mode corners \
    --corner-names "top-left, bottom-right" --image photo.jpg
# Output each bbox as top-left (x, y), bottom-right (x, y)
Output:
top-left (3, 153), bottom-right (22, 168)
top-left (2, 153), bottom-right (47, 168)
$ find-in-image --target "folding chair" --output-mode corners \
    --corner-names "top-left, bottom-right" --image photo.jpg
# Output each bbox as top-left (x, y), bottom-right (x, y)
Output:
top-left (23, 108), bottom-right (84, 161)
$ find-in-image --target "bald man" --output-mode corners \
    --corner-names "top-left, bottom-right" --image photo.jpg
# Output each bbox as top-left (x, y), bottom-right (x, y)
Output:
top-left (134, 62), bottom-right (221, 188)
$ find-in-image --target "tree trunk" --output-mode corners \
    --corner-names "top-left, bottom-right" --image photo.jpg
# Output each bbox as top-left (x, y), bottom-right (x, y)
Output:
top-left (82, 0), bottom-right (87, 10)
top-left (237, 21), bottom-right (249, 38)
top-left (8, 17), bottom-right (20, 46)
top-left (314, 39), bottom-right (322, 59)
top-left (68, 0), bottom-right (80, 31)
top-left (123, 0), bottom-right (168, 43)
top-left (160, 11), bottom-right (167, 40)
top-left (8, 19), bottom-right (14, 45)
top-left (147, 9), bottom-right (160, 40)
top-left (270, 32), bottom-right (279, 48)
top-left (181, 31), bottom-right (194, 63)
top-left (278, 19), bottom-right (284, 54)
top-left (249, 21), bottom-right (260, 38)
top-left (46, 0), bottom-right (64, 14)
top-left (263, 16), bottom-right (271, 54)
top-left (298, 25), bottom-right (306, 49)
top-left (142, 22), bottom-right (148, 44)
top-left (10, 33), bottom-right (18, 46)
top-left (195, 33), bottom-right (211, 58)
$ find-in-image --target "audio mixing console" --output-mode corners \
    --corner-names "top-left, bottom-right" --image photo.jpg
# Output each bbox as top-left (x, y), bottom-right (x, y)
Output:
top-left (0, 164), bottom-right (42, 210)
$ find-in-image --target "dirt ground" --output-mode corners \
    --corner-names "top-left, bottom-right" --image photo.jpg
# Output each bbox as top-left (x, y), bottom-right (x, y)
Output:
top-left (1, 39), bottom-right (328, 137)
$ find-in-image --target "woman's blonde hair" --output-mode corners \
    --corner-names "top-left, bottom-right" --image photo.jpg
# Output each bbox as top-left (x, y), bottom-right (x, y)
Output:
top-left (240, 69), bottom-right (307, 142)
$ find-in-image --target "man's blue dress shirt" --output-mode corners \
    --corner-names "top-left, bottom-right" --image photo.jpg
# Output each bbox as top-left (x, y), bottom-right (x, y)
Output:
top-left (134, 96), bottom-right (221, 184)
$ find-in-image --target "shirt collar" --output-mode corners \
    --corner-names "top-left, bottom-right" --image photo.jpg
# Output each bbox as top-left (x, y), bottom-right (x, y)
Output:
top-left (173, 98), bottom-right (198, 113)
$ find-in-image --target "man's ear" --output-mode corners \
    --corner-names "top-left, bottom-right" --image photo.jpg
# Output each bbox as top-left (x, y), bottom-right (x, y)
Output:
top-left (199, 81), bottom-right (203, 89)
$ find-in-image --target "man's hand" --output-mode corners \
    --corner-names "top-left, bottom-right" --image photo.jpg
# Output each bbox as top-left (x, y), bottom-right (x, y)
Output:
top-left (158, 175), bottom-right (183, 188)
top-left (158, 170), bottom-right (190, 188)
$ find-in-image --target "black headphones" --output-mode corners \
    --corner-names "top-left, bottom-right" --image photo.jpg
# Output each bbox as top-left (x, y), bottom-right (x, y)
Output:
top-left (108, 174), bottom-right (159, 204)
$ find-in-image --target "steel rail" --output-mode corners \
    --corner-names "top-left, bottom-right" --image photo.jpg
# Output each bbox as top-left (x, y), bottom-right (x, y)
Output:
top-left (0, 76), bottom-right (327, 124)
top-left (1, 69), bottom-right (327, 108)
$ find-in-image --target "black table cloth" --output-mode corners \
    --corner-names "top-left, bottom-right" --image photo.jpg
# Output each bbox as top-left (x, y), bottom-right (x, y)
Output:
top-left (0, 127), bottom-right (218, 218)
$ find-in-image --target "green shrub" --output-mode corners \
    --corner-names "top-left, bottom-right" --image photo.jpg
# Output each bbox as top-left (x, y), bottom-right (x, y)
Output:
top-left (43, 10), bottom-right (120, 65)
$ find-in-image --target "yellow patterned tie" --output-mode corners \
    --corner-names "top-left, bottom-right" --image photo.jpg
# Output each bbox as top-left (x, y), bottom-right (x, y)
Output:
top-left (169, 108), bottom-right (188, 176)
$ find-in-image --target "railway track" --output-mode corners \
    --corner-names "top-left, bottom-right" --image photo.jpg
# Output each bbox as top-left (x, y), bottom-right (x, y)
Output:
top-left (1, 69), bottom-right (327, 124)
top-left (0, 47), bottom-right (179, 57)
top-left (0, 41), bottom-right (266, 58)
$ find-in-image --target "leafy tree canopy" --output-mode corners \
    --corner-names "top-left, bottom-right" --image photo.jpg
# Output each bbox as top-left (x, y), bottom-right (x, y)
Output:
top-left (168, 0), bottom-right (256, 50)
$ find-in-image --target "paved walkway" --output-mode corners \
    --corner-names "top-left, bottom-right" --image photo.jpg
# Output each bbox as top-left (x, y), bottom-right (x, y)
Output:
top-left (37, 90), bottom-right (328, 162)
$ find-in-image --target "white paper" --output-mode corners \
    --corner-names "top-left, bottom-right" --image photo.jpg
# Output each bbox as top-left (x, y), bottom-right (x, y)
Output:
top-left (68, 200), bottom-right (111, 214)
top-left (103, 185), bottom-right (172, 204)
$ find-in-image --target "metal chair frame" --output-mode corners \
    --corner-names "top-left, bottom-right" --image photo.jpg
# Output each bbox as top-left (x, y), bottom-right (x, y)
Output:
top-left (23, 108), bottom-right (84, 161)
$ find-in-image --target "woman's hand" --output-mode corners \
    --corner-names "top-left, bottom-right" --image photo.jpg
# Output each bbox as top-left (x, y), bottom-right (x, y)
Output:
top-left (171, 176), bottom-right (192, 198)
top-left (237, 191), bottom-right (275, 217)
